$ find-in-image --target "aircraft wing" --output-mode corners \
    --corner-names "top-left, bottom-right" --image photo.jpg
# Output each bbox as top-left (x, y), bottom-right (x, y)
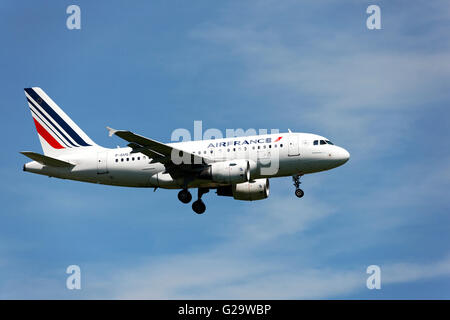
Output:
top-left (106, 127), bottom-right (209, 167)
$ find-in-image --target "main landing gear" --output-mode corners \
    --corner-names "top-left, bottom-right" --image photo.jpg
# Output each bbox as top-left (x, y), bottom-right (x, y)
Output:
top-left (293, 174), bottom-right (304, 198)
top-left (192, 188), bottom-right (209, 214)
top-left (177, 188), bottom-right (209, 214)
top-left (178, 189), bottom-right (192, 204)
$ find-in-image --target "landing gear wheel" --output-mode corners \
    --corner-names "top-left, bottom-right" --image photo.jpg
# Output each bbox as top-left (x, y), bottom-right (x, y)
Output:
top-left (292, 174), bottom-right (304, 199)
top-left (178, 189), bottom-right (192, 204)
top-left (295, 188), bottom-right (304, 198)
top-left (192, 200), bottom-right (206, 214)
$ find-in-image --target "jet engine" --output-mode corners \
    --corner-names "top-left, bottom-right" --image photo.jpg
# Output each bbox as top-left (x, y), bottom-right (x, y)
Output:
top-left (217, 178), bottom-right (270, 201)
top-left (199, 159), bottom-right (256, 184)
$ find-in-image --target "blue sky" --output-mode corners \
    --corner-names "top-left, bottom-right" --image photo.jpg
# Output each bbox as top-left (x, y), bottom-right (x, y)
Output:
top-left (1, 0), bottom-right (449, 299)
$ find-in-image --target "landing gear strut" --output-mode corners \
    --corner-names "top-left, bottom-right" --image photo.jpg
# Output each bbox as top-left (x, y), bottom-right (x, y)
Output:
top-left (293, 174), bottom-right (304, 198)
top-left (178, 189), bottom-right (192, 204)
top-left (192, 188), bottom-right (209, 214)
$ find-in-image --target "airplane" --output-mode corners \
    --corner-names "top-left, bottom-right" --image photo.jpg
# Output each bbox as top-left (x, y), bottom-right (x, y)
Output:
top-left (21, 87), bottom-right (350, 214)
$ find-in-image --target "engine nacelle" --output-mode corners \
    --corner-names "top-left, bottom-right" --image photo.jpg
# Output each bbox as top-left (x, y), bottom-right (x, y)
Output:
top-left (233, 178), bottom-right (270, 201)
top-left (199, 159), bottom-right (256, 184)
top-left (149, 172), bottom-right (179, 188)
top-left (217, 178), bottom-right (270, 201)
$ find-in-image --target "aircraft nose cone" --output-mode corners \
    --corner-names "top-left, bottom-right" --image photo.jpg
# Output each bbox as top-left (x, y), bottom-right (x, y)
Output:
top-left (343, 149), bottom-right (350, 163)
top-left (336, 147), bottom-right (350, 165)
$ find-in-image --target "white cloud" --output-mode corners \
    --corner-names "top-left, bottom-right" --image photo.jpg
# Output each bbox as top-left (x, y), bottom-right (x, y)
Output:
top-left (382, 256), bottom-right (450, 284)
top-left (4, 1), bottom-right (450, 300)
top-left (95, 246), bottom-right (450, 299)
top-left (80, 2), bottom-right (450, 299)
top-left (231, 196), bottom-right (333, 244)
top-left (188, 2), bottom-right (450, 156)
top-left (78, 191), bottom-right (450, 299)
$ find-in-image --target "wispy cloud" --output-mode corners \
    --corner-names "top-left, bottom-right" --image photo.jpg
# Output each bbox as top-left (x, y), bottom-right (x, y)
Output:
top-left (2, 1), bottom-right (449, 300)
top-left (78, 184), bottom-right (450, 299)
top-left (85, 192), bottom-right (450, 299)
top-left (87, 2), bottom-right (450, 299)
top-left (188, 1), bottom-right (450, 155)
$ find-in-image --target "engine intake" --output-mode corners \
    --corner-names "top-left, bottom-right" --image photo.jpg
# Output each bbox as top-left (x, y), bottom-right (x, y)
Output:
top-left (199, 160), bottom-right (255, 184)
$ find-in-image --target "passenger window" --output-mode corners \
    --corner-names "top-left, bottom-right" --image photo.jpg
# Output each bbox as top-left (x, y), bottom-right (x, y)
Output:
top-left (127, 158), bottom-right (129, 161)
top-left (132, 157), bottom-right (135, 161)
top-left (121, 158), bottom-right (124, 162)
top-left (280, 144), bottom-right (283, 148)
top-left (115, 159), bottom-right (118, 163)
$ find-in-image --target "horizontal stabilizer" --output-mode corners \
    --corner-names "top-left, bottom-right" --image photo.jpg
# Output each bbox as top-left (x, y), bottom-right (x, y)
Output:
top-left (20, 151), bottom-right (74, 167)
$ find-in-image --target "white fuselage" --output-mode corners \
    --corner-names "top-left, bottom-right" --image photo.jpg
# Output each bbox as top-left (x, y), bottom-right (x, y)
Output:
top-left (23, 132), bottom-right (350, 189)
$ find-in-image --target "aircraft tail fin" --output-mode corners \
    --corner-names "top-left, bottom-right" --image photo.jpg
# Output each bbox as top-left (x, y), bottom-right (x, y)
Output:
top-left (24, 87), bottom-right (97, 157)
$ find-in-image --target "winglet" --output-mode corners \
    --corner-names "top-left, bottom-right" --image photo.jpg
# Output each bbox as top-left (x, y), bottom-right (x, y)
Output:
top-left (106, 126), bottom-right (118, 137)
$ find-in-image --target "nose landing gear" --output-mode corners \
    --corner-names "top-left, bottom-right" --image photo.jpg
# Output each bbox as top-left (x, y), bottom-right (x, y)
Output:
top-left (293, 174), bottom-right (304, 198)
top-left (192, 188), bottom-right (209, 214)
top-left (295, 188), bottom-right (304, 198)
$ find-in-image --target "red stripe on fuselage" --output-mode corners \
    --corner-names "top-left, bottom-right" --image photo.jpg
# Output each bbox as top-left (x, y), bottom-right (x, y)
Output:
top-left (33, 118), bottom-right (64, 149)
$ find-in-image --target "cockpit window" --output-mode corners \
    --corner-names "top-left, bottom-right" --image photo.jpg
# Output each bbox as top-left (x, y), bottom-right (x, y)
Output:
top-left (320, 140), bottom-right (327, 145)
top-left (313, 140), bottom-right (318, 145)
top-left (326, 140), bottom-right (334, 145)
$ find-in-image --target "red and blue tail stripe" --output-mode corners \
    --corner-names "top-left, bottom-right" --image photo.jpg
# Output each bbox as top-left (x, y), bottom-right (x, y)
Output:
top-left (32, 118), bottom-right (65, 149)
top-left (24, 88), bottom-right (93, 150)
top-left (27, 97), bottom-right (74, 148)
